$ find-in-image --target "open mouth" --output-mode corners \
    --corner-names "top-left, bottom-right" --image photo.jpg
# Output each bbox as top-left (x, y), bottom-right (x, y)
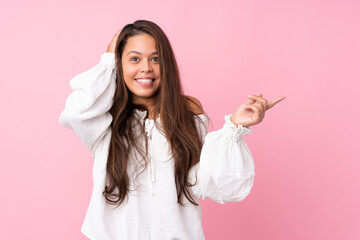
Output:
top-left (135, 78), bottom-right (155, 83)
top-left (135, 78), bottom-right (156, 86)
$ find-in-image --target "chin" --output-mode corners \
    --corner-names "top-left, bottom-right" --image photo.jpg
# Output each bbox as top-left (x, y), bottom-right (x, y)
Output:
top-left (131, 90), bottom-right (158, 99)
top-left (134, 87), bottom-right (160, 97)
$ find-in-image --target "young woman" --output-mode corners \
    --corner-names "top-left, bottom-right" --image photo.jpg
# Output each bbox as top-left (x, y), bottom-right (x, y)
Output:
top-left (59, 20), bottom-right (285, 240)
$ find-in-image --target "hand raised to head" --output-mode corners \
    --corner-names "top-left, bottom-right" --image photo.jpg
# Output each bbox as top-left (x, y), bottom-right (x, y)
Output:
top-left (106, 30), bottom-right (122, 53)
top-left (230, 93), bottom-right (286, 128)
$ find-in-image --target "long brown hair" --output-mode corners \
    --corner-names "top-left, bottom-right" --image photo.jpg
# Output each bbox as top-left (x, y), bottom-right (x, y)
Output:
top-left (103, 20), bottom-right (207, 207)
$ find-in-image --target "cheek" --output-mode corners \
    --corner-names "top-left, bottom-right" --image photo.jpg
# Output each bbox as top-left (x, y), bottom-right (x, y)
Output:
top-left (123, 65), bottom-right (135, 77)
top-left (155, 65), bottom-right (161, 74)
top-left (122, 61), bottom-right (136, 75)
top-left (121, 68), bottom-right (133, 87)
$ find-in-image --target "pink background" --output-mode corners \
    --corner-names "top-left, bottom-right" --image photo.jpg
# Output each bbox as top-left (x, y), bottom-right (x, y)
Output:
top-left (1, 0), bottom-right (359, 239)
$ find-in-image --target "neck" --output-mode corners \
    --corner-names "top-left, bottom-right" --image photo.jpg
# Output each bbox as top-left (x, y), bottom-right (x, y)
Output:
top-left (132, 96), bottom-right (157, 120)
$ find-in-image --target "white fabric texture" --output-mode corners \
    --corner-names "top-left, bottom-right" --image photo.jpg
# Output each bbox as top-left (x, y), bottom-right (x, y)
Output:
top-left (58, 52), bottom-right (255, 240)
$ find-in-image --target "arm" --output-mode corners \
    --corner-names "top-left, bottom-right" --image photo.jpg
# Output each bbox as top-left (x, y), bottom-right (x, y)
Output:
top-left (189, 93), bottom-right (285, 203)
top-left (190, 114), bottom-right (255, 204)
top-left (58, 52), bottom-right (116, 154)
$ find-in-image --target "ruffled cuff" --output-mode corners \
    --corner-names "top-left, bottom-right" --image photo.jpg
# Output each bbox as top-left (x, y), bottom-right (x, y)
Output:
top-left (100, 52), bottom-right (115, 68)
top-left (223, 114), bottom-right (252, 141)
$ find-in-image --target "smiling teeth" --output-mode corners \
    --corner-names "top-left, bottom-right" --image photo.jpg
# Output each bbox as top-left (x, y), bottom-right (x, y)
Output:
top-left (136, 79), bottom-right (153, 82)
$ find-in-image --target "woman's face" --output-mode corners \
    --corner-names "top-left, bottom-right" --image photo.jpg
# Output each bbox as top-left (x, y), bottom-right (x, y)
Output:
top-left (121, 33), bottom-right (161, 106)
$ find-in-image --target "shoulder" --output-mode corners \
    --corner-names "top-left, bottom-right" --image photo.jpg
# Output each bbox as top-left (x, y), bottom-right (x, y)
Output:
top-left (185, 95), bottom-right (204, 115)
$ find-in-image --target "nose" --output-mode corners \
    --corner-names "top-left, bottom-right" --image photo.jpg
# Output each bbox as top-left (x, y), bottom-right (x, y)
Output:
top-left (141, 60), bottom-right (153, 72)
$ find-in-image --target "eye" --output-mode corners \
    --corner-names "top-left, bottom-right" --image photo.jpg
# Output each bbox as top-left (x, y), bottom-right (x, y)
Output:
top-left (130, 57), bottom-right (139, 61)
top-left (152, 57), bottom-right (159, 62)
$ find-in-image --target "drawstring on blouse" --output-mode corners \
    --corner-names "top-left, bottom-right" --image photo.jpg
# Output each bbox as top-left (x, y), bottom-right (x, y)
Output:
top-left (145, 118), bottom-right (156, 194)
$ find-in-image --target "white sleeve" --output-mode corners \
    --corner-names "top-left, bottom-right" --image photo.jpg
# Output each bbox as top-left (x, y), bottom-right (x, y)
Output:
top-left (58, 52), bottom-right (116, 155)
top-left (190, 114), bottom-right (255, 204)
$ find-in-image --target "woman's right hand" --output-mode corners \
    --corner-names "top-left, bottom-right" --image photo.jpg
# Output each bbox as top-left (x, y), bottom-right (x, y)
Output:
top-left (106, 30), bottom-right (122, 53)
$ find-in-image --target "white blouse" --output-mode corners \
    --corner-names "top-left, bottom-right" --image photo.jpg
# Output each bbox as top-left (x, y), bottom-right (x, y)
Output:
top-left (59, 52), bottom-right (255, 240)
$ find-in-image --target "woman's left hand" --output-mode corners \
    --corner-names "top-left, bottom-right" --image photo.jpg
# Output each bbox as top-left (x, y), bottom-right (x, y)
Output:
top-left (230, 93), bottom-right (286, 128)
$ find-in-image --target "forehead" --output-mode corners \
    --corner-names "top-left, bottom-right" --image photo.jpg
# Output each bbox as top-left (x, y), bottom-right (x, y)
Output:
top-left (123, 34), bottom-right (157, 54)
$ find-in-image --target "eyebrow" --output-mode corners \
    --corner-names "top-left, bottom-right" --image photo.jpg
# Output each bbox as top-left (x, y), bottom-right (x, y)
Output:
top-left (126, 50), bottom-right (158, 56)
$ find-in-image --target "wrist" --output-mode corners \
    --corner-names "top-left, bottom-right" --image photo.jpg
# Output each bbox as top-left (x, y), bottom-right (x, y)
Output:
top-left (106, 44), bottom-right (115, 53)
top-left (230, 116), bottom-right (250, 128)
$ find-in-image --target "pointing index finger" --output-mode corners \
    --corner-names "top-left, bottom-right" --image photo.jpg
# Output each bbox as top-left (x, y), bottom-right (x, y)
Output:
top-left (267, 96), bottom-right (286, 109)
